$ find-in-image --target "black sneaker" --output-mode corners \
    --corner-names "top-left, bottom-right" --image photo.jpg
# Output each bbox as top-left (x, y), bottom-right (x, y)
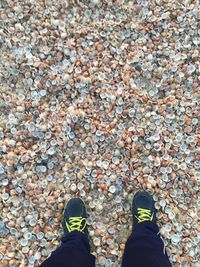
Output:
top-left (62, 198), bottom-right (87, 236)
top-left (132, 191), bottom-right (156, 228)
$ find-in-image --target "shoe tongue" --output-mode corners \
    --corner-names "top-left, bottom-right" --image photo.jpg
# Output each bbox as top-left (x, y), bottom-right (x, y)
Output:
top-left (69, 203), bottom-right (83, 217)
top-left (137, 195), bottom-right (151, 210)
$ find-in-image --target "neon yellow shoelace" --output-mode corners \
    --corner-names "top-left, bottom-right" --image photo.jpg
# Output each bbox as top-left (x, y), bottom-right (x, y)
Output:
top-left (135, 208), bottom-right (154, 223)
top-left (66, 217), bottom-right (86, 232)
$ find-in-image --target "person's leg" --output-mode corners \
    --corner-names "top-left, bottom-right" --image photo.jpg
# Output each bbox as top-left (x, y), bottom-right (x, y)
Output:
top-left (121, 191), bottom-right (172, 267)
top-left (40, 198), bottom-right (95, 267)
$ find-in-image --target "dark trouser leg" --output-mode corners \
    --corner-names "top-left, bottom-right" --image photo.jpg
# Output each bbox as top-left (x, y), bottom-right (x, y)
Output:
top-left (40, 231), bottom-right (95, 267)
top-left (121, 222), bottom-right (172, 267)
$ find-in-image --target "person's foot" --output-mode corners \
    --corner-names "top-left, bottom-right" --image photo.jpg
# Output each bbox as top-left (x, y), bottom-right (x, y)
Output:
top-left (132, 191), bottom-right (156, 228)
top-left (62, 198), bottom-right (87, 236)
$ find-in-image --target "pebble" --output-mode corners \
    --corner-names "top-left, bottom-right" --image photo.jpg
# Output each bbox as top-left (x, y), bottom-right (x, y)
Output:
top-left (0, 0), bottom-right (199, 266)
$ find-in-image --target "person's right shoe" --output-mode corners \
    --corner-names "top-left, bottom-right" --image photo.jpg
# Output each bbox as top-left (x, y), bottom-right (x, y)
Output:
top-left (132, 191), bottom-right (156, 228)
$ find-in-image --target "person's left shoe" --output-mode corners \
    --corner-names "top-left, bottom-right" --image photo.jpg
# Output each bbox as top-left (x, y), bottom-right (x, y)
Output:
top-left (62, 198), bottom-right (87, 236)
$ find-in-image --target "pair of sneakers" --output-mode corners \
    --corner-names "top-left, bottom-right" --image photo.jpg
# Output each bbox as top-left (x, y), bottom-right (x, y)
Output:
top-left (62, 191), bottom-right (156, 236)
